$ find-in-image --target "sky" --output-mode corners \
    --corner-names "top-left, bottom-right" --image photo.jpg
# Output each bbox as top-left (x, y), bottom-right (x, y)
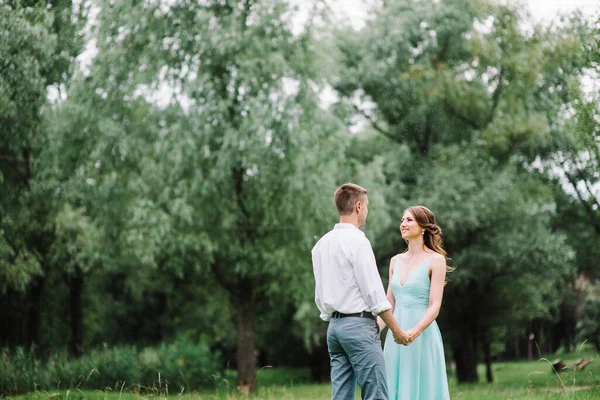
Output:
top-left (305, 0), bottom-right (600, 31)
top-left (65, 0), bottom-right (599, 106)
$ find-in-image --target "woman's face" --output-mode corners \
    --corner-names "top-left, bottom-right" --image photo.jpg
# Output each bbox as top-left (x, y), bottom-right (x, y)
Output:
top-left (400, 211), bottom-right (422, 239)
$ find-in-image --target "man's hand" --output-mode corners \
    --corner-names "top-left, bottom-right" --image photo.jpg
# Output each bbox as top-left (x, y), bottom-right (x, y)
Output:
top-left (392, 328), bottom-right (410, 345)
top-left (378, 309), bottom-right (411, 345)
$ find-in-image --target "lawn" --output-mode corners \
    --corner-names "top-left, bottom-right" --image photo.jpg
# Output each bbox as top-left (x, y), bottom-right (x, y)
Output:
top-left (10, 348), bottom-right (600, 400)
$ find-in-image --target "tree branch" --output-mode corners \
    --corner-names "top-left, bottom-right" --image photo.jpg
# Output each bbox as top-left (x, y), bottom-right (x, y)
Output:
top-left (443, 101), bottom-right (481, 130)
top-left (352, 104), bottom-right (398, 142)
top-left (582, 177), bottom-right (600, 211)
top-left (564, 166), bottom-right (600, 236)
top-left (443, 68), bottom-right (505, 131)
top-left (486, 68), bottom-right (505, 126)
top-left (210, 254), bottom-right (236, 294)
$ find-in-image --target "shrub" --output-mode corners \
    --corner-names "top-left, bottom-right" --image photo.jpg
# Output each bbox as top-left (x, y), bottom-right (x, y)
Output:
top-left (0, 338), bottom-right (221, 395)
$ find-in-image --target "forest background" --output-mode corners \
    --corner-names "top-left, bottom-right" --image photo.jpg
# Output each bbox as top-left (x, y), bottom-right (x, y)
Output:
top-left (1, 0), bottom-right (600, 394)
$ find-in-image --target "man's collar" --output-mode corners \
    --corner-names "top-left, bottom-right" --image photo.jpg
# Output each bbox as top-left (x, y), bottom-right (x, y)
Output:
top-left (334, 223), bottom-right (364, 236)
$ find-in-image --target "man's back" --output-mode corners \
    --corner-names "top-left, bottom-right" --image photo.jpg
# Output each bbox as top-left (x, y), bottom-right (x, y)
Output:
top-left (312, 223), bottom-right (388, 322)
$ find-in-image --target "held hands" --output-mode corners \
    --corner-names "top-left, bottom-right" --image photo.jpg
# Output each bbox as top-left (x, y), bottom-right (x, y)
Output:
top-left (392, 329), bottom-right (410, 346)
top-left (403, 328), bottom-right (422, 345)
top-left (393, 328), bottom-right (421, 346)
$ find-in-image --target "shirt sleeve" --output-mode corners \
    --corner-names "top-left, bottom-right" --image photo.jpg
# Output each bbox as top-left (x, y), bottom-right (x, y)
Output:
top-left (314, 283), bottom-right (332, 321)
top-left (313, 247), bottom-right (332, 322)
top-left (352, 240), bottom-right (392, 316)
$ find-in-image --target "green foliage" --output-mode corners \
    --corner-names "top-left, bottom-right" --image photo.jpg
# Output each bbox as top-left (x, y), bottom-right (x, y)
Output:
top-left (578, 290), bottom-right (600, 352)
top-left (7, 350), bottom-right (600, 399)
top-left (0, 2), bottom-right (57, 293)
top-left (1, 0), bottom-right (599, 388)
top-left (0, 0), bottom-right (87, 291)
top-left (331, 0), bottom-right (598, 382)
top-left (0, 337), bottom-right (221, 395)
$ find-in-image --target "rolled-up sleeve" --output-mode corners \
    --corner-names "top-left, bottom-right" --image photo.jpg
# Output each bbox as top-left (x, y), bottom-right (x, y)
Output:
top-left (353, 240), bottom-right (392, 316)
top-left (315, 284), bottom-right (332, 321)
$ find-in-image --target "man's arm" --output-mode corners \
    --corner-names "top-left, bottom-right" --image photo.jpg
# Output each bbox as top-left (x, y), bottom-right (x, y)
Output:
top-left (352, 242), bottom-right (409, 344)
top-left (312, 247), bottom-right (332, 321)
top-left (377, 256), bottom-right (398, 330)
top-left (378, 309), bottom-right (409, 345)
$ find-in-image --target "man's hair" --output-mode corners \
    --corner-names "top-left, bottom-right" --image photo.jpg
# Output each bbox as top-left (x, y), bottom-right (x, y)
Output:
top-left (334, 183), bottom-right (367, 215)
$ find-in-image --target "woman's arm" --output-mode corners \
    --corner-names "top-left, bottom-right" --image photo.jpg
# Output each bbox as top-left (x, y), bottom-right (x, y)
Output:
top-left (405, 253), bottom-right (447, 341)
top-left (377, 255), bottom-right (398, 330)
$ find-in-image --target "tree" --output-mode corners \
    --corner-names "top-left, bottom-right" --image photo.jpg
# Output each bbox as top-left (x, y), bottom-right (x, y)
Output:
top-left (332, 0), bottom-right (591, 382)
top-left (0, 0), bottom-right (86, 352)
top-left (47, 0), bottom-right (349, 390)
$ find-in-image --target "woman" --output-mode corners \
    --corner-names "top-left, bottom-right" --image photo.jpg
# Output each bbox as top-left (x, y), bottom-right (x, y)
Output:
top-left (378, 205), bottom-right (451, 399)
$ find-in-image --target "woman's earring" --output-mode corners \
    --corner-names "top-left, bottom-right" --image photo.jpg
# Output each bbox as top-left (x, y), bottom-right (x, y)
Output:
top-left (421, 231), bottom-right (425, 235)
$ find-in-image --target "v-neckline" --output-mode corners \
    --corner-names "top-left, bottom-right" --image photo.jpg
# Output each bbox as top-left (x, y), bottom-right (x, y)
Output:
top-left (397, 255), bottom-right (431, 287)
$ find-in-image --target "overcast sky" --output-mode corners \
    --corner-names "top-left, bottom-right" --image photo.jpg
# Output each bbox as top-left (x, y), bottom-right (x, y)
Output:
top-left (67, 0), bottom-right (598, 106)
top-left (304, 0), bottom-right (599, 30)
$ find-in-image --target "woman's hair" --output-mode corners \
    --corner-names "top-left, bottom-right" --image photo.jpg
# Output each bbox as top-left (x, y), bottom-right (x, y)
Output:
top-left (405, 206), bottom-right (446, 256)
top-left (404, 206), bottom-right (455, 274)
top-left (334, 183), bottom-right (367, 215)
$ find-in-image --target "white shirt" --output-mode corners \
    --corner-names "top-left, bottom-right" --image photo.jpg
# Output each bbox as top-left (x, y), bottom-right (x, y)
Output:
top-left (312, 223), bottom-right (392, 321)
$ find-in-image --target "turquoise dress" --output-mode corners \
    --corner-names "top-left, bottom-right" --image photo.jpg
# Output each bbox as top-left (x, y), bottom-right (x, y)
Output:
top-left (383, 255), bottom-right (450, 399)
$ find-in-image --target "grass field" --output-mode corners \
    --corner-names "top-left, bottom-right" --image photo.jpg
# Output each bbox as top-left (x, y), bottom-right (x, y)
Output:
top-left (10, 348), bottom-right (600, 399)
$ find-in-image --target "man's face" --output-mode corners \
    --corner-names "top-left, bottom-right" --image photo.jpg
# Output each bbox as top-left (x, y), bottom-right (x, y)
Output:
top-left (358, 195), bottom-right (369, 227)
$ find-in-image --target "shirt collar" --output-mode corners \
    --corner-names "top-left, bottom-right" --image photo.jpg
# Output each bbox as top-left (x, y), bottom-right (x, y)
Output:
top-left (334, 223), bottom-right (365, 236)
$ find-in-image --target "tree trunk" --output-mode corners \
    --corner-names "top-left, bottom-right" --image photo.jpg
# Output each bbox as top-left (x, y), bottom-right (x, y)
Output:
top-left (235, 287), bottom-right (256, 393)
top-left (451, 338), bottom-right (479, 383)
top-left (26, 276), bottom-right (45, 357)
top-left (446, 302), bottom-right (479, 383)
top-left (483, 338), bottom-right (493, 383)
top-left (68, 264), bottom-right (84, 358)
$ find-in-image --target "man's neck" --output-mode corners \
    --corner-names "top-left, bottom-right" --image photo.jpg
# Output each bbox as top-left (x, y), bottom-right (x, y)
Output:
top-left (339, 215), bottom-right (360, 228)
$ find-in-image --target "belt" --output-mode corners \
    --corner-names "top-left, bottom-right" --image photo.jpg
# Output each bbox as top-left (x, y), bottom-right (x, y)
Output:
top-left (331, 311), bottom-right (375, 320)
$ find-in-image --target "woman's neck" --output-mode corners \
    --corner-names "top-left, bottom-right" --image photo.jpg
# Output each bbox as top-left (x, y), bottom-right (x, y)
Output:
top-left (405, 237), bottom-right (426, 256)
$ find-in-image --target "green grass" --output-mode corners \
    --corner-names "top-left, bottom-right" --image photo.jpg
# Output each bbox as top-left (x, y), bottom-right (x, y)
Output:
top-left (9, 349), bottom-right (600, 400)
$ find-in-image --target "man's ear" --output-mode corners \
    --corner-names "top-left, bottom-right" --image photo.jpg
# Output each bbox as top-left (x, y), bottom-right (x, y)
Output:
top-left (355, 201), bottom-right (362, 214)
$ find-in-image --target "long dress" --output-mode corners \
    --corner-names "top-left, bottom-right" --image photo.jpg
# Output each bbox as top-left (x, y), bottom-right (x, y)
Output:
top-left (383, 254), bottom-right (450, 400)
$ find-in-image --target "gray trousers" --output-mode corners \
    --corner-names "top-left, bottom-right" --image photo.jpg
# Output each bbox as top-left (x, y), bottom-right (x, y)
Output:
top-left (327, 317), bottom-right (388, 400)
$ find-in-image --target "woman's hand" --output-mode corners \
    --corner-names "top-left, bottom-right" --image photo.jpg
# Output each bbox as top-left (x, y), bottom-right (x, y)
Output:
top-left (404, 328), bottom-right (422, 345)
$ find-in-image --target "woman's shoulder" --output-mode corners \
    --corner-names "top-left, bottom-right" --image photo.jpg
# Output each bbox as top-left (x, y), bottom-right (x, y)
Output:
top-left (391, 253), bottom-right (405, 262)
top-left (389, 253), bottom-right (404, 267)
top-left (428, 252), bottom-right (446, 268)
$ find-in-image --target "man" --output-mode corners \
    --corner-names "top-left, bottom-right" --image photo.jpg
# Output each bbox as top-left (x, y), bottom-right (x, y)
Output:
top-left (312, 183), bottom-right (408, 400)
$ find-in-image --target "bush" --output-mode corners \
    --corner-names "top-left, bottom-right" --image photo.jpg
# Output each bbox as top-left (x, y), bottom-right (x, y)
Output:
top-left (0, 346), bottom-right (41, 394)
top-left (138, 337), bottom-right (221, 392)
top-left (0, 338), bottom-right (221, 395)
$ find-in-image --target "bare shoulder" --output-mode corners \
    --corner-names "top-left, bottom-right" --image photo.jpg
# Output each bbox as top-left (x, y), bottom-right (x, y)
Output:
top-left (390, 253), bottom-right (403, 264)
top-left (389, 254), bottom-right (402, 270)
top-left (429, 253), bottom-right (447, 271)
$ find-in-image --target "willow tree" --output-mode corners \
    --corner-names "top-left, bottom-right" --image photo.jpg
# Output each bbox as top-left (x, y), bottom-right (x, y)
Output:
top-left (51, 0), bottom-right (346, 390)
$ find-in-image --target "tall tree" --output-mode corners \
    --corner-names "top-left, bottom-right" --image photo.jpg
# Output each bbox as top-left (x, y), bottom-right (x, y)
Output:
top-left (0, 0), bottom-right (86, 351)
top-left (49, 0), bottom-right (349, 390)
top-left (332, 0), bottom-right (591, 382)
